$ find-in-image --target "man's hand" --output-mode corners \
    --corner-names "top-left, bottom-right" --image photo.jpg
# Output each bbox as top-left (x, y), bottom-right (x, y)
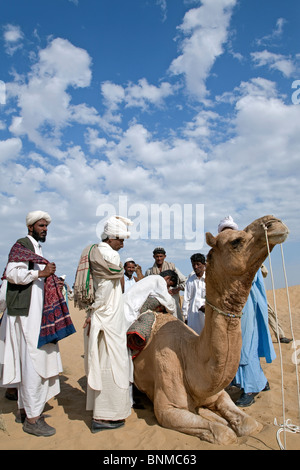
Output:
top-left (39, 262), bottom-right (56, 278)
top-left (83, 317), bottom-right (91, 336)
top-left (169, 287), bottom-right (181, 295)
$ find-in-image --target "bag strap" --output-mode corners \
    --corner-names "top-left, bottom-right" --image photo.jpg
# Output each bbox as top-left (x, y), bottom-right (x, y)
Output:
top-left (85, 244), bottom-right (97, 295)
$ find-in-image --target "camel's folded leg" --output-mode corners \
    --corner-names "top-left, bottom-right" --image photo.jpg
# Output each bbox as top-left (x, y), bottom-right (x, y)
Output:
top-left (154, 400), bottom-right (237, 445)
top-left (209, 390), bottom-right (263, 437)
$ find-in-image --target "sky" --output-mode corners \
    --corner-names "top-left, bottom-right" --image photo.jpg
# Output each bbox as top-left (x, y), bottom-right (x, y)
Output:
top-left (0, 0), bottom-right (299, 290)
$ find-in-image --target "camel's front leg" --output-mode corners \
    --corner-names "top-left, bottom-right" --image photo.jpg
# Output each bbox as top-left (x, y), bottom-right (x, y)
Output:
top-left (153, 389), bottom-right (237, 445)
top-left (209, 390), bottom-right (263, 437)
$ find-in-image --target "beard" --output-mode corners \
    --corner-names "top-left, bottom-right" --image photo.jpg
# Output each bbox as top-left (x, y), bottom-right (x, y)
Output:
top-left (32, 228), bottom-right (47, 243)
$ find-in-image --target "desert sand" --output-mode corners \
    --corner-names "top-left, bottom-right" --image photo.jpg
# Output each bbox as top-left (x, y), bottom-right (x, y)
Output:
top-left (0, 285), bottom-right (299, 451)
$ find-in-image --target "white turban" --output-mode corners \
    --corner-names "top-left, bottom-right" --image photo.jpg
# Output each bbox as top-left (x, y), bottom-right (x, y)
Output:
top-left (26, 210), bottom-right (51, 227)
top-left (101, 215), bottom-right (133, 240)
top-left (218, 215), bottom-right (238, 233)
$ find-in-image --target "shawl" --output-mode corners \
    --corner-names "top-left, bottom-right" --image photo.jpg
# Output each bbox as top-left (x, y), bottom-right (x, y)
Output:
top-left (5, 240), bottom-right (76, 348)
top-left (148, 260), bottom-right (176, 275)
top-left (73, 243), bottom-right (124, 310)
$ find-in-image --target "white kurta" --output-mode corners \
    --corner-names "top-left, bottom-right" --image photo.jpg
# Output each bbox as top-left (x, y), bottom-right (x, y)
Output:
top-left (124, 275), bottom-right (136, 293)
top-left (123, 275), bottom-right (176, 329)
top-left (0, 235), bottom-right (62, 418)
top-left (85, 242), bottom-right (131, 420)
top-left (182, 272), bottom-right (206, 335)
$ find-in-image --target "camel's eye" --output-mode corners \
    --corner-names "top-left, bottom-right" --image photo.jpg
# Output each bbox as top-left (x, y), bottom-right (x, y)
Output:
top-left (230, 237), bottom-right (243, 249)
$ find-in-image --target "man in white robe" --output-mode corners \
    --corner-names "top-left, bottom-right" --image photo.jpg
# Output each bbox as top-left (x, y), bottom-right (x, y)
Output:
top-left (82, 216), bottom-right (133, 433)
top-left (0, 211), bottom-right (62, 437)
top-left (182, 253), bottom-right (206, 335)
top-left (123, 270), bottom-right (177, 329)
top-left (122, 258), bottom-right (143, 293)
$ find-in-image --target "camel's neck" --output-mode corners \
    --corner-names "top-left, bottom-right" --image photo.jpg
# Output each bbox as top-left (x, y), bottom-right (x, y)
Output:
top-left (192, 276), bottom-right (252, 396)
top-left (196, 304), bottom-right (242, 395)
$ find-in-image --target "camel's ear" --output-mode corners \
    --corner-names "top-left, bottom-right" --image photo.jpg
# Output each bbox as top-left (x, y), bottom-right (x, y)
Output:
top-left (206, 232), bottom-right (217, 248)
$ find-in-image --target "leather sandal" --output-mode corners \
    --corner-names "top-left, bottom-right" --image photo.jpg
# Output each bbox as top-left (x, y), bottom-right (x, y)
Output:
top-left (91, 419), bottom-right (125, 433)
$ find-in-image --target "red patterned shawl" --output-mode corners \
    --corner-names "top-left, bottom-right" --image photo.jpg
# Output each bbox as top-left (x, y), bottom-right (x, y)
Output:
top-left (5, 241), bottom-right (76, 348)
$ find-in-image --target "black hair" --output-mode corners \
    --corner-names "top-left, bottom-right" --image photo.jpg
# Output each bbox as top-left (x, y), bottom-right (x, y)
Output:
top-left (160, 270), bottom-right (178, 287)
top-left (153, 247), bottom-right (166, 255)
top-left (190, 253), bottom-right (206, 265)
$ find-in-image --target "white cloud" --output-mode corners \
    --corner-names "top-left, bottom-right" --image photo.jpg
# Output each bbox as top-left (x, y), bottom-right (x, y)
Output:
top-left (169, 0), bottom-right (237, 101)
top-left (251, 50), bottom-right (296, 78)
top-left (101, 78), bottom-right (174, 114)
top-left (157, 0), bottom-right (167, 22)
top-left (3, 24), bottom-right (24, 55)
top-left (101, 82), bottom-right (125, 111)
top-left (7, 38), bottom-right (93, 157)
top-left (256, 17), bottom-right (287, 46)
top-left (85, 128), bottom-right (108, 154)
top-left (0, 137), bottom-right (22, 162)
top-left (125, 79), bottom-right (174, 109)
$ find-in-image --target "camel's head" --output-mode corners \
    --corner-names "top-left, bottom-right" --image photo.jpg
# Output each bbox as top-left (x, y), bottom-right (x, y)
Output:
top-left (205, 215), bottom-right (289, 281)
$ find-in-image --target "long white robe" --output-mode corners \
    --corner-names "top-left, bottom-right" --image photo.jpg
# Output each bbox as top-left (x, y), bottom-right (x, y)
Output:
top-left (85, 242), bottom-right (131, 420)
top-left (182, 272), bottom-right (206, 335)
top-left (145, 264), bottom-right (186, 321)
top-left (123, 275), bottom-right (176, 329)
top-left (0, 235), bottom-right (62, 418)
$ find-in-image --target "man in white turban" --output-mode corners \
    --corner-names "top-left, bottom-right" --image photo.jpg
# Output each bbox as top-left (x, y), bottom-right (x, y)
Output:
top-left (81, 215), bottom-right (133, 433)
top-left (101, 215), bottom-right (132, 241)
top-left (217, 215), bottom-right (238, 233)
top-left (26, 211), bottom-right (51, 227)
top-left (0, 211), bottom-right (63, 436)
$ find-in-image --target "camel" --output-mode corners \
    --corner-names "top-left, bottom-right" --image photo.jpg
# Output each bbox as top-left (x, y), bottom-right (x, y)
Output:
top-left (133, 215), bottom-right (289, 445)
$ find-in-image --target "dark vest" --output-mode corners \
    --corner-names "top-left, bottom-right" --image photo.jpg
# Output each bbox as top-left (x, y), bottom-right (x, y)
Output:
top-left (6, 237), bottom-right (35, 317)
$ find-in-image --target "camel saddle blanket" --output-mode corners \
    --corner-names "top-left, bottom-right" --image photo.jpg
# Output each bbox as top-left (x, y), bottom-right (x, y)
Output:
top-left (127, 311), bottom-right (156, 359)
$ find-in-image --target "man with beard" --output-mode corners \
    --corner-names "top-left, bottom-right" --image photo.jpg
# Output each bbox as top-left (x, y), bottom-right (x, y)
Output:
top-left (0, 211), bottom-right (72, 436)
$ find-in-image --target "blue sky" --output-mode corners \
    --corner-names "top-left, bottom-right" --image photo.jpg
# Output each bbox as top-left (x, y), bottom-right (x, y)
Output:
top-left (0, 0), bottom-right (299, 290)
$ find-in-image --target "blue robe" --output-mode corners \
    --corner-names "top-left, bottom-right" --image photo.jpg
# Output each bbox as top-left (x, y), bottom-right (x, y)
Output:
top-left (233, 269), bottom-right (276, 393)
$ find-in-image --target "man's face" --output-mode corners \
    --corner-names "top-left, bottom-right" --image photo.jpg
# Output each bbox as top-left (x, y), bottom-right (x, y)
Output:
top-left (29, 219), bottom-right (49, 243)
top-left (124, 262), bottom-right (136, 277)
top-left (164, 276), bottom-right (175, 289)
top-left (108, 238), bottom-right (124, 251)
top-left (154, 252), bottom-right (166, 267)
top-left (192, 261), bottom-right (205, 278)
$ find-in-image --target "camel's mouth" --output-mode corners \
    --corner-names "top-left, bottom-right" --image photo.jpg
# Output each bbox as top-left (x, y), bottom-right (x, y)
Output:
top-left (265, 220), bottom-right (289, 245)
top-left (268, 231), bottom-right (289, 245)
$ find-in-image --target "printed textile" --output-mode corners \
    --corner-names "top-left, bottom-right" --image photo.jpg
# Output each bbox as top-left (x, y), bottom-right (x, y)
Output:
top-left (5, 241), bottom-right (76, 348)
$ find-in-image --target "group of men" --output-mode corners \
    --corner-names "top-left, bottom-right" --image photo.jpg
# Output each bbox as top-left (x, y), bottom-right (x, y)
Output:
top-left (0, 211), bottom-right (291, 436)
top-left (72, 215), bottom-right (208, 433)
top-left (0, 211), bottom-right (207, 436)
top-left (122, 247), bottom-right (206, 330)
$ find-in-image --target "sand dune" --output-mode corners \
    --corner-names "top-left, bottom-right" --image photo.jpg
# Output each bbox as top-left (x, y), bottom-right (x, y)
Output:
top-left (1, 285), bottom-right (299, 450)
